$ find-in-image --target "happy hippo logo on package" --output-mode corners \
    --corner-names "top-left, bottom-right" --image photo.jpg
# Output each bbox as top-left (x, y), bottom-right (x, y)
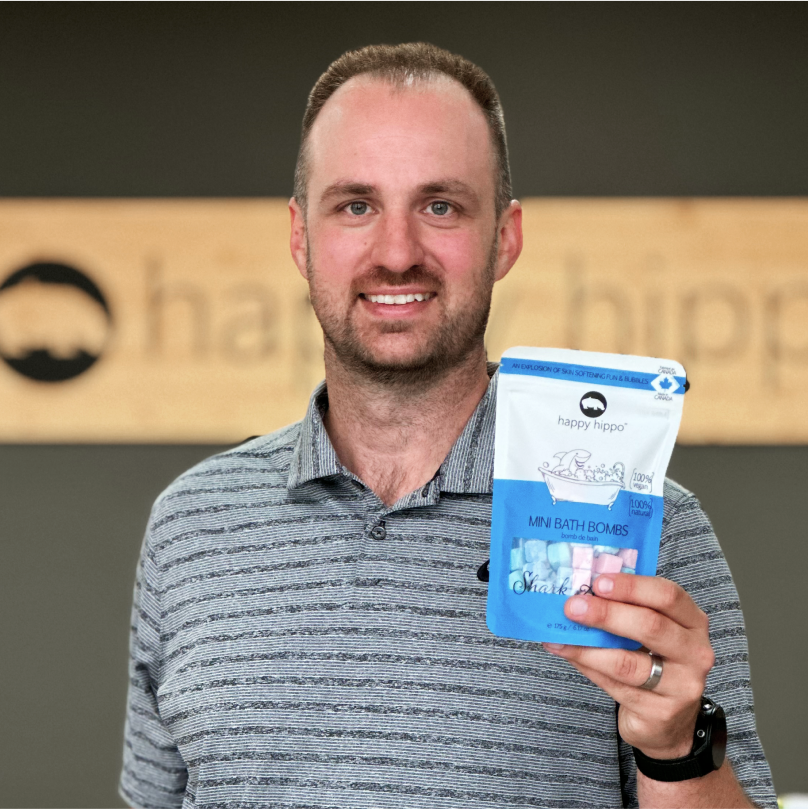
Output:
top-left (580, 391), bottom-right (607, 417)
top-left (489, 347), bottom-right (686, 650)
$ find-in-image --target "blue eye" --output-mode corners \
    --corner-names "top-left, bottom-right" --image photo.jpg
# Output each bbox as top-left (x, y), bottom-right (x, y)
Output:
top-left (429, 201), bottom-right (451, 216)
top-left (349, 202), bottom-right (369, 215)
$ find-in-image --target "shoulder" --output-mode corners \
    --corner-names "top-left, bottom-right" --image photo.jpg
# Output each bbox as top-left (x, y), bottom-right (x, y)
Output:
top-left (661, 477), bottom-right (710, 531)
top-left (147, 421), bottom-right (302, 541)
top-left (662, 476), bottom-right (696, 512)
top-left (659, 477), bottom-right (727, 583)
top-left (159, 421), bottom-right (301, 500)
top-left (661, 475), bottom-right (714, 540)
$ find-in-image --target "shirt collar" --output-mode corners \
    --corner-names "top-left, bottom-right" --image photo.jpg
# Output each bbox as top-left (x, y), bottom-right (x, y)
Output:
top-left (436, 363), bottom-right (498, 495)
top-left (287, 363), bottom-right (499, 496)
top-left (286, 382), bottom-right (343, 490)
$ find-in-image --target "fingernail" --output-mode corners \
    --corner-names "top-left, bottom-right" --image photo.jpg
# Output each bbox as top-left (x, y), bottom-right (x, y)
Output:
top-left (543, 643), bottom-right (566, 653)
top-left (567, 597), bottom-right (588, 616)
top-left (597, 576), bottom-right (614, 594)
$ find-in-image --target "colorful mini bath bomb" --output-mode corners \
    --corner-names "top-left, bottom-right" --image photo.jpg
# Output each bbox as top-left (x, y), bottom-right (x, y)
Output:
top-left (555, 566), bottom-right (575, 595)
top-left (508, 571), bottom-right (525, 590)
top-left (524, 539), bottom-right (548, 564)
top-left (525, 559), bottom-right (553, 583)
top-left (572, 545), bottom-right (593, 570)
top-left (510, 544), bottom-right (526, 571)
top-left (547, 541), bottom-right (572, 570)
top-left (572, 567), bottom-right (592, 595)
top-left (594, 545), bottom-right (620, 556)
top-left (617, 548), bottom-right (638, 568)
top-left (592, 553), bottom-right (622, 574)
top-left (621, 566), bottom-right (636, 575)
top-left (529, 569), bottom-right (556, 592)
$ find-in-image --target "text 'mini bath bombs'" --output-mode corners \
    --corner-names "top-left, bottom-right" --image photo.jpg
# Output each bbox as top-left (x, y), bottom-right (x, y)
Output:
top-left (488, 347), bottom-right (686, 649)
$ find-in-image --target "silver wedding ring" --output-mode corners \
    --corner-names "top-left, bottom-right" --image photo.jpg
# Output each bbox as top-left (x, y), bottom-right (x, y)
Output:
top-left (640, 652), bottom-right (664, 690)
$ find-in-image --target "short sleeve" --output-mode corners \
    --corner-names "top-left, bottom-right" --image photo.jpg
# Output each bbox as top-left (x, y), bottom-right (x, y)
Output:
top-left (120, 526), bottom-right (188, 809)
top-left (617, 484), bottom-right (778, 808)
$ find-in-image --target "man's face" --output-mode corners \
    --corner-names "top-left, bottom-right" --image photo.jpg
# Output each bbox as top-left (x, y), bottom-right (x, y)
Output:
top-left (290, 75), bottom-right (521, 383)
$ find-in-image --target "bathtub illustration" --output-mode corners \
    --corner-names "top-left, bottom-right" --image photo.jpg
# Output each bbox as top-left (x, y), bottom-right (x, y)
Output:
top-left (540, 469), bottom-right (623, 508)
top-left (540, 450), bottom-right (625, 509)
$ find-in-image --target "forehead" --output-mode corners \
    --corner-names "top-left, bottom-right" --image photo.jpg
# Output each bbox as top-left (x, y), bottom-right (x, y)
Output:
top-left (306, 75), bottom-right (496, 195)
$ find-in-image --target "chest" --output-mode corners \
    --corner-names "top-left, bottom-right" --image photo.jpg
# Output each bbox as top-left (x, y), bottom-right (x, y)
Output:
top-left (153, 494), bottom-right (621, 808)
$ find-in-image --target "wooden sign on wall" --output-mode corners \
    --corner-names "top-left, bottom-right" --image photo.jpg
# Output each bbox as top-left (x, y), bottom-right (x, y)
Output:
top-left (0, 199), bottom-right (806, 443)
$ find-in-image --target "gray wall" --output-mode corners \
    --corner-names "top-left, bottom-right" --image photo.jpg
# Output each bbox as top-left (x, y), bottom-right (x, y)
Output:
top-left (1, 4), bottom-right (807, 805)
top-left (3, 3), bottom-right (808, 197)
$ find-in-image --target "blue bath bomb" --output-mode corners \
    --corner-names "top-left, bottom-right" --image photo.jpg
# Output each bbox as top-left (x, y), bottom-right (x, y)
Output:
top-left (523, 539), bottom-right (548, 564)
top-left (509, 571), bottom-right (525, 590)
top-left (547, 541), bottom-right (572, 570)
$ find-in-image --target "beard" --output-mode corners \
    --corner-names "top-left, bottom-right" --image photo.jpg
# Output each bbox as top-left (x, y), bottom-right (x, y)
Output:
top-left (306, 238), bottom-right (498, 387)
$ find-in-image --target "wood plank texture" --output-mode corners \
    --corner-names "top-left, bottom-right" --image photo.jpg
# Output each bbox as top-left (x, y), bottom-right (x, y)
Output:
top-left (1, 199), bottom-right (806, 443)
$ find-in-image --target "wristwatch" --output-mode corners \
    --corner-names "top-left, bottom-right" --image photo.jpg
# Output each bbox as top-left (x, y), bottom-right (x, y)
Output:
top-left (633, 697), bottom-right (727, 782)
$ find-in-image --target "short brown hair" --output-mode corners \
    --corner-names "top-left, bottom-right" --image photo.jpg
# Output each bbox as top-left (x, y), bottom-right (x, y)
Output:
top-left (293, 42), bottom-right (512, 217)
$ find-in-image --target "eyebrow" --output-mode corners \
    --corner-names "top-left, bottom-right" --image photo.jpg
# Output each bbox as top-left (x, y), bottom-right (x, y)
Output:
top-left (319, 183), bottom-right (376, 204)
top-left (318, 179), bottom-right (480, 205)
top-left (418, 180), bottom-right (479, 200)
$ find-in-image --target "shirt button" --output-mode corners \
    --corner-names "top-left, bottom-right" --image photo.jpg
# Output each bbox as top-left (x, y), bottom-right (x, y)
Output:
top-left (421, 487), bottom-right (430, 497)
top-left (370, 524), bottom-right (387, 541)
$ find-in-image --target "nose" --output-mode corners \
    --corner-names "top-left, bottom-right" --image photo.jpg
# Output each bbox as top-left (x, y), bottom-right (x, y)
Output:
top-left (369, 210), bottom-right (425, 273)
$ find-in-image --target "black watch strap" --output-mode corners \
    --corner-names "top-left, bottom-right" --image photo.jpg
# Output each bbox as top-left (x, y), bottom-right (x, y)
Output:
top-left (633, 698), bottom-right (727, 782)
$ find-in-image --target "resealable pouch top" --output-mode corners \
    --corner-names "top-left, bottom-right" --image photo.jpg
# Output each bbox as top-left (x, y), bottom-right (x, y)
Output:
top-left (488, 347), bottom-right (687, 649)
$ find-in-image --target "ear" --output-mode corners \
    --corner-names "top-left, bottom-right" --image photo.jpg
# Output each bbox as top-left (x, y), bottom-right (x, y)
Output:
top-left (289, 198), bottom-right (309, 280)
top-left (493, 200), bottom-right (523, 283)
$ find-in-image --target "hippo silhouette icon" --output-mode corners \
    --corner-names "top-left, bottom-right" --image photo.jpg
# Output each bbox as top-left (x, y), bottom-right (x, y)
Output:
top-left (0, 262), bottom-right (112, 382)
top-left (579, 390), bottom-right (607, 418)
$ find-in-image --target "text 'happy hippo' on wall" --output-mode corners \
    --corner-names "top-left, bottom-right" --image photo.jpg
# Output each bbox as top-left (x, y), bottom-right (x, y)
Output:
top-left (0, 199), bottom-right (806, 442)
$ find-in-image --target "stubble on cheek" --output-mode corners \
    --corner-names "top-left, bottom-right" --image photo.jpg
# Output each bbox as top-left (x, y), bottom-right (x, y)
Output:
top-left (305, 235), bottom-right (498, 380)
top-left (308, 247), bottom-right (441, 343)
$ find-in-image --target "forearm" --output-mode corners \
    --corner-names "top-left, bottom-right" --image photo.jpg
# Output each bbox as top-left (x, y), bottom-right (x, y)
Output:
top-left (638, 760), bottom-right (755, 809)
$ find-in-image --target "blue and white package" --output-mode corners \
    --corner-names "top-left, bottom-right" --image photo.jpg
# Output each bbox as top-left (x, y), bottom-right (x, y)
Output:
top-left (488, 347), bottom-right (686, 649)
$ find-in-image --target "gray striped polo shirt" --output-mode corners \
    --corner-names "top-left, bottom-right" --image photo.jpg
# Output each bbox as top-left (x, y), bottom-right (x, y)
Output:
top-left (121, 369), bottom-right (776, 809)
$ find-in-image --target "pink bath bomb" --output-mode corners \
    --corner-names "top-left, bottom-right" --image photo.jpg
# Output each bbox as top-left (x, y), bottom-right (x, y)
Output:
top-left (572, 545), bottom-right (593, 570)
top-left (572, 567), bottom-right (593, 595)
top-left (592, 553), bottom-right (622, 574)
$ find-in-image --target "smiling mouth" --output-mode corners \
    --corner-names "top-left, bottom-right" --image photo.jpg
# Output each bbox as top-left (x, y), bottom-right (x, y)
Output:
top-left (361, 292), bottom-right (436, 305)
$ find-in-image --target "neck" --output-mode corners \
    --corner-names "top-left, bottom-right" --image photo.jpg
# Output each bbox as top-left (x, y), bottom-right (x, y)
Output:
top-left (322, 345), bottom-right (492, 506)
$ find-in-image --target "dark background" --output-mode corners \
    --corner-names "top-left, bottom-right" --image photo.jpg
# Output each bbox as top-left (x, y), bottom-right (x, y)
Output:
top-left (1, 3), bottom-right (807, 806)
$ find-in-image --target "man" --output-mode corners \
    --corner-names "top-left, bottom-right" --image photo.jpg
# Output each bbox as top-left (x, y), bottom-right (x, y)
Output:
top-left (121, 44), bottom-right (776, 808)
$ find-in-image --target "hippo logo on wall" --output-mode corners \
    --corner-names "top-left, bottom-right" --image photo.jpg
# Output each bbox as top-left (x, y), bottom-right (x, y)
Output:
top-left (0, 262), bottom-right (112, 382)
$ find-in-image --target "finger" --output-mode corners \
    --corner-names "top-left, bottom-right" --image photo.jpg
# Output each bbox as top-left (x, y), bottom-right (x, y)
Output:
top-left (563, 594), bottom-right (691, 661)
top-left (552, 654), bottom-right (664, 710)
top-left (543, 642), bottom-right (668, 692)
top-left (590, 573), bottom-right (708, 632)
top-left (566, 659), bottom-right (701, 757)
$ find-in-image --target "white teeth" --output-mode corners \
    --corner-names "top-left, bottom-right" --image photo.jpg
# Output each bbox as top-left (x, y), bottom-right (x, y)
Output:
top-left (366, 292), bottom-right (433, 304)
